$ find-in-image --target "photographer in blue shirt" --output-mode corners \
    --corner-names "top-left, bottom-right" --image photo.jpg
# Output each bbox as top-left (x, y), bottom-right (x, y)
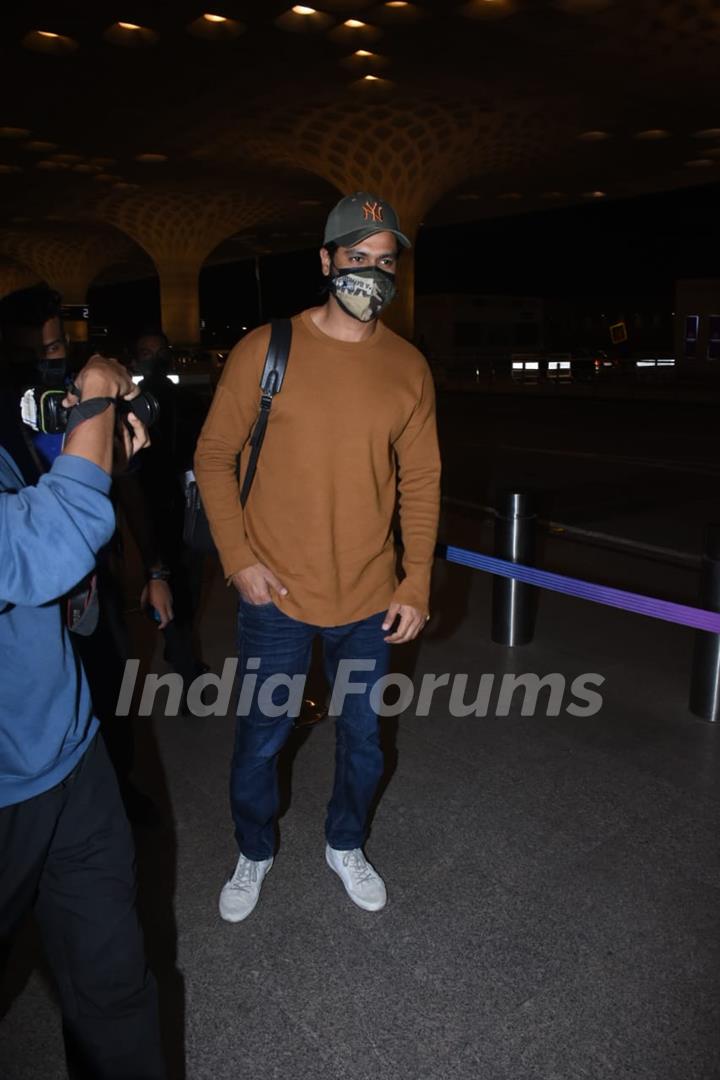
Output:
top-left (0, 352), bottom-right (165, 1078)
top-left (0, 285), bottom-right (168, 823)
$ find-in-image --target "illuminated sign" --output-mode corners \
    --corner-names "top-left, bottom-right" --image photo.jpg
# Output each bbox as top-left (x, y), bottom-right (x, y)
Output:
top-left (61, 304), bottom-right (90, 321)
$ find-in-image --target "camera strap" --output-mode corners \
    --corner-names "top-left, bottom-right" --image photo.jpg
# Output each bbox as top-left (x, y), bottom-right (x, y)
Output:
top-left (64, 397), bottom-right (115, 438)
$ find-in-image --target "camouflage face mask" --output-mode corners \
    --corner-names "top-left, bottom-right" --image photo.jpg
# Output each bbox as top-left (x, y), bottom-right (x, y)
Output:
top-left (328, 263), bottom-right (397, 323)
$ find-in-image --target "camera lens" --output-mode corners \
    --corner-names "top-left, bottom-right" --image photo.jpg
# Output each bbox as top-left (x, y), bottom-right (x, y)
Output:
top-left (118, 390), bottom-right (159, 428)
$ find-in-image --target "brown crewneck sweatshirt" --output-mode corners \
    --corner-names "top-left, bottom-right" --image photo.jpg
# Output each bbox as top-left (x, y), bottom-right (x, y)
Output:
top-left (194, 309), bottom-right (441, 627)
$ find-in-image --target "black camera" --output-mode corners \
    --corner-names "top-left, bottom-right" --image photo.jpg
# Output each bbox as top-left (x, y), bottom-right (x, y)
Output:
top-left (20, 386), bottom-right (67, 434)
top-left (20, 385), bottom-right (159, 435)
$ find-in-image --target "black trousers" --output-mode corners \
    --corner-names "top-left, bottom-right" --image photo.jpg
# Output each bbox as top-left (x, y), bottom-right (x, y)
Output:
top-left (0, 734), bottom-right (165, 1079)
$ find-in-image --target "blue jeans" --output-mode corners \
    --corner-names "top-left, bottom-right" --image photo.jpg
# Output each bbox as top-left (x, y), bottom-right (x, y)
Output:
top-left (231, 599), bottom-right (390, 860)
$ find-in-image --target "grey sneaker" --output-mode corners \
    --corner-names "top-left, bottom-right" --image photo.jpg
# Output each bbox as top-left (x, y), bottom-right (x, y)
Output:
top-left (326, 844), bottom-right (387, 911)
top-left (219, 853), bottom-right (273, 923)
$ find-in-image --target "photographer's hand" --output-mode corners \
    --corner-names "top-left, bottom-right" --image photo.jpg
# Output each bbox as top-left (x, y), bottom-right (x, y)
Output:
top-left (117, 411), bottom-right (150, 468)
top-left (71, 354), bottom-right (136, 401)
top-left (62, 356), bottom-right (148, 474)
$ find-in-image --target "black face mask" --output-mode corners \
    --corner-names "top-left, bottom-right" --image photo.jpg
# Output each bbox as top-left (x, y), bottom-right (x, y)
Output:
top-left (328, 262), bottom-right (397, 323)
top-left (37, 358), bottom-right (67, 386)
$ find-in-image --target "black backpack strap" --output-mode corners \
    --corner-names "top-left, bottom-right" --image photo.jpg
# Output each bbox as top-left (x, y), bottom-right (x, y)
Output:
top-left (239, 318), bottom-right (292, 508)
top-left (259, 316), bottom-right (292, 396)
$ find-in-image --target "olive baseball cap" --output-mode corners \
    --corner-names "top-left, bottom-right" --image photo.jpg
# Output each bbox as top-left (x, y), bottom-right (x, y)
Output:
top-left (323, 191), bottom-right (412, 249)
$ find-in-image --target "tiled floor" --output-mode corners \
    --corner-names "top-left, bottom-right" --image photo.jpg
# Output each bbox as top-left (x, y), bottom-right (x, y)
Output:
top-left (2, 543), bottom-right (720, 1079)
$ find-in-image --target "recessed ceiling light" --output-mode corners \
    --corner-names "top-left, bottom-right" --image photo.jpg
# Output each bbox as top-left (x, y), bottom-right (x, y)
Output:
top-left (72, 163), bottom-right (97, 173)
top-left (188, 14), bottom-right (245, 38)
top-left (135, 153), bottom-right (168, 162)
top-left (685, 158), bottom-right (714, 167)
top-left (635, 129), bottom-right (671, 140)
top-left (276, 7), bottom-right (334, 31)
top-left (104, 22), bottom-right (158, 46)
top-left (583, 190), bottom-right (607, 198)
top-left (0, 127), bottom-right (30, 139)
top-left (578, 130), bottom-right (611, 141)
top-left (23, 30), bottom-right (78, 53)
top-left (351, 74), bottom-right (392, 90)
top-left (373, 1), bottom-right (424, 23)
top-left (23, 140), bottom-right (57, 151)
top-left (692, 129), bottom-right (720, 140)
top-left (339, 48), bottom-right (389, 71)
top-left (328, 17), bottom-right (381, 42)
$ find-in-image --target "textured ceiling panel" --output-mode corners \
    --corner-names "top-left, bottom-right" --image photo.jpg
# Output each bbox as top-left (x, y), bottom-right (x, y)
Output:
top-left (0, 0), bottom-right (717, 278)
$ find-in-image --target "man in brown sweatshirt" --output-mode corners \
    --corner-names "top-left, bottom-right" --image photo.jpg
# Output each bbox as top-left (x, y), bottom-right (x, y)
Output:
top-left (194, 192), bottom-right (441, 921)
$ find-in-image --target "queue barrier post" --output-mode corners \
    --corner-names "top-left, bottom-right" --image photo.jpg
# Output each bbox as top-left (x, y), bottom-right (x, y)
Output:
top-left (689, 524), bottom-right (720, 723)
top-left (491, 491), bottom-right (537, 646)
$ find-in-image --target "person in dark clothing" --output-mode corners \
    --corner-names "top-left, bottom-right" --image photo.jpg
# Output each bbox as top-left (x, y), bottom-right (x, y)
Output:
top-left (0, 284), bottom-right (68, 467)
top-left (132, 330), bottom-right (206, 692)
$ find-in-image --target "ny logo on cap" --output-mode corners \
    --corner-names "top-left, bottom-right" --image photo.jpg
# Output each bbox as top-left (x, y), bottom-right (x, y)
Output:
top-left (362, 200), bottom-right (384, 223)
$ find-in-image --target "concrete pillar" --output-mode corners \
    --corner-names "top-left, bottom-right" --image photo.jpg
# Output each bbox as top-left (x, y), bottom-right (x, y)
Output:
top-left (155, 257), bottom-right (201, 345)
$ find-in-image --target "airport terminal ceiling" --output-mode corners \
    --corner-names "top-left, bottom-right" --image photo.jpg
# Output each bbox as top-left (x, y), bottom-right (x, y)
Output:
top-left (1, 0), bottom-right (720, 289)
